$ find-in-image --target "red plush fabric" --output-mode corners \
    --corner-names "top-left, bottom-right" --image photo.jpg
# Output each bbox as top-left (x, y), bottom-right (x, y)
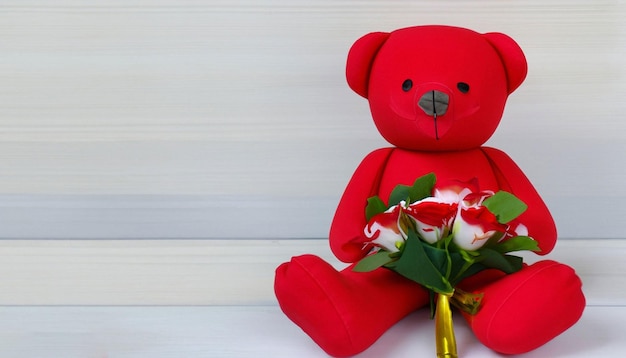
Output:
top-left (346, 32), bottom-right (390, 99)
top-left (274, 25), bottom-right (585, 357)
top-left (275, 254), bottom-right (429, 357)
top-left (480, 147), bottom-right (558, 253)
top-left (329, 147), bottom-right (558, 261)
top-left (461, 260), bottom-right (586, 354)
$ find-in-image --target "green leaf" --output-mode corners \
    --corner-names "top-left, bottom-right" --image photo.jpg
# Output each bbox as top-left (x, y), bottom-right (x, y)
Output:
top-left (490, 236), bottom-right (541, 254)
top-left (353, 250), bottom-right (395, 272)
top-left (502, 255), bottom-right (524, 273)
top-left (448, 250), bottom-right (491, 286)
top-left (453, 262), bottom-right (488, 285)
top-left (391, 231), bottom-right (453, 294)
top-left (483, 191), bottom-right (528, 224)
top-left (422, 242), bottom-right (449, 274)
top-left (365, 196), bottom-right (388, 222)
top-left (475, 248), bottom-right (523, 274)
top-left (388, 185), bottom-right (410, 207)
top-left (407, 173), bottom-right (437, 202)
top-left (449, 251), bottom-right (472, 283)
top-left (388, 173), bottom-right (436, 206)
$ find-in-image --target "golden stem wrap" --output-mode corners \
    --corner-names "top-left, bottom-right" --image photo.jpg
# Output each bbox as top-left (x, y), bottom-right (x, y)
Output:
top-left (450, 288), bottom-right (484, 315)
top-left (435, 293), bottom-right (458, 358)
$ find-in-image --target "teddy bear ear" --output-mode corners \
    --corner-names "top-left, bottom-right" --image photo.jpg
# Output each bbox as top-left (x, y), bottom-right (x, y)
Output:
top-left (346, 31), bottom-right (390, 98)
top-left (482, 32), bottom-right (528, 94)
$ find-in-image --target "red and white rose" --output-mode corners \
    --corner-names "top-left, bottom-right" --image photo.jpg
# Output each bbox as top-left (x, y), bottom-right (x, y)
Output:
top-left (405, 198), bottom-right (458, 244)
top-left (361, 181), bottom-right (521, 251)
top-left (363, 204), bottom-right (407, 253)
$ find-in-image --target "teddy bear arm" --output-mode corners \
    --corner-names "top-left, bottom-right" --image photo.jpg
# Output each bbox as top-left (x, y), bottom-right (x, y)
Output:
top-left (481, 147), bottom-right (557, 254)
top-left (329, 147), bottom-right (395, 263)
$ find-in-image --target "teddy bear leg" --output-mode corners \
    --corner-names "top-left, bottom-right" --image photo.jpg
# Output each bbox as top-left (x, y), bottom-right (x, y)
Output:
top-left (275, 254), bottom-right (429, 357)
top-left (460, 260), bottom-right (585, 355)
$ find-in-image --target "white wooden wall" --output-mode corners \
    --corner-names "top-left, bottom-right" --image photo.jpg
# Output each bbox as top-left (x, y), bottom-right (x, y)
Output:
top-left (2, 1), bottom-right (626, 240)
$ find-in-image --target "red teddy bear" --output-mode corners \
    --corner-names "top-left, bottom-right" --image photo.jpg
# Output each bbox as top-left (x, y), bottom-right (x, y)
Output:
top-left (275, 25), bottom-right (585, 357)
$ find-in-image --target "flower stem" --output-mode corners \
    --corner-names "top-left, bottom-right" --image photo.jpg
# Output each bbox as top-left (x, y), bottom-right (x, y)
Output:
top-left (435, 293), bottom-right (458, 358)
top-left (450, 288), bottom-right (484, 315)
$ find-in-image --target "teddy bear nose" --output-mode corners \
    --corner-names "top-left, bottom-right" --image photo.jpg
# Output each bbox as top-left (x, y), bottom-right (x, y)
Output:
top-left (418, 90), bottom-right (449, 116)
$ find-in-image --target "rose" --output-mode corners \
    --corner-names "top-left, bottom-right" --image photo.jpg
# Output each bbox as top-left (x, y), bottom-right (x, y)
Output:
top-left (363, 204), bottom-right (407, 253)
top-left (406, 198), bottom-right (458, 244)
top-left (363, 197), bottom-right (459, 251)
top-left (452, 205), bottom-right (502, 250)
top-left (502, 220), bottom-right (529, 240)
top-left (433, 178), bottom-right (480, 204)
top-left (508, 222), bottom-right (528, 236)
top-left (361, 177), bottom-right (528, 253)
top-left (451, 191), bottom-right (507, 250)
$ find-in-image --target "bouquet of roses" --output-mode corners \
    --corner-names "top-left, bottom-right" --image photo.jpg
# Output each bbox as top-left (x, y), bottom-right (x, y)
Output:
top-left (353, 173), bottom-right (540, 358)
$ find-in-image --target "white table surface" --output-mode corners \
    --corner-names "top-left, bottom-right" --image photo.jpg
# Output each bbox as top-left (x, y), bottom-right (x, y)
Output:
top-left (0, 305), bottom-right (618, 358)
top-left (0, 238), bottom-right (622, 357)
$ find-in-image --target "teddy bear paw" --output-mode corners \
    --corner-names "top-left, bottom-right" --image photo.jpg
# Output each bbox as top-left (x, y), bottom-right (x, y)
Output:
top-left (275, 254), bottom-right (428, 357)
top-left (464, 260), bottom-right (585, 354)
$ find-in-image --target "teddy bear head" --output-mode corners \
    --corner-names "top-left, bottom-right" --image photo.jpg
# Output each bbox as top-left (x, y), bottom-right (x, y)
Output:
top-left (346, 25), bottom-right (527, 151)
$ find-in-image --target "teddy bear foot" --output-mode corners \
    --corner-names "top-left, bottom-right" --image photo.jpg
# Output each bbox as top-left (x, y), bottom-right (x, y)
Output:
top-left (275, 254), bottom-right (428, 357)
top-left (462, 260), bottom-right (585, 355)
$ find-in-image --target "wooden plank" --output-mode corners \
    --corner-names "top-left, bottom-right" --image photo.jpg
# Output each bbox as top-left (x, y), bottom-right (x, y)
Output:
top-left (0, 194), bottom-right (337, 239)
top-left (0, 1), bottom-right (625, 240)
top-left (0, 238), bottom-right (622, 306)
top-left (0, 305), bottom-right (620, 357)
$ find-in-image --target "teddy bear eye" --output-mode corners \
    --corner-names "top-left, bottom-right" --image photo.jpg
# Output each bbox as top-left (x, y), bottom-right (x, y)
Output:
top-left (457, 82), bottom-right (470, 93)
top-left (402, 79), bottom-right (413, 92)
